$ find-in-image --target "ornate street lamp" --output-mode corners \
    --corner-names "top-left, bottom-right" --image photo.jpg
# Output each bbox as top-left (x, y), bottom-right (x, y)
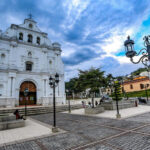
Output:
top-left (49, 73), bottom-right (59, 132)
top-left (124, 35), bottom-right (150, 67)
top-left (142, 84), bottom-right (149, 103)
top-left (110, 79), bottom-right (121, 118)
top-left (24, 88), bottom-right (29, 119)
top-left (66, 89), bottom-right (71, 113)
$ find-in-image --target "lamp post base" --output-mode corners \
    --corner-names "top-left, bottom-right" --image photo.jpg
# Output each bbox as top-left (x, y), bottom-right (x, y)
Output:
top-left (52, 127), bottom-right (59, 133)
top-left (116, 113), bottom-right (121, 119)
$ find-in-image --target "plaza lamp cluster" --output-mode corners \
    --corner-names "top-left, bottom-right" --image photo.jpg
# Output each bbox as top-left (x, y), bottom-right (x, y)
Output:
top-left (49, 73), bottom-right (59, 132)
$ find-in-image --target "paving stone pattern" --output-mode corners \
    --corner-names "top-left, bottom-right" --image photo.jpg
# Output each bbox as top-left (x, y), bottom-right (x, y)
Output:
top-left (1, 112), bottom-right (150, 149)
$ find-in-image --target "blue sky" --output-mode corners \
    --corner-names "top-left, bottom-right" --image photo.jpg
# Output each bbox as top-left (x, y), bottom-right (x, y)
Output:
top-left (0, 0), bottom-right (150, 80)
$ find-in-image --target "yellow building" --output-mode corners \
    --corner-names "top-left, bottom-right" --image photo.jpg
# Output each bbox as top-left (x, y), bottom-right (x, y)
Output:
top-left (122, 76), bottom-right (150, 93)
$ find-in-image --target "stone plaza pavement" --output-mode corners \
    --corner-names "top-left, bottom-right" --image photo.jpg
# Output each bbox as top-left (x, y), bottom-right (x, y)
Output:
top-left (1, 109), bottom-right (150, 149)
top-left (63, 105), bottom-right (150, 119)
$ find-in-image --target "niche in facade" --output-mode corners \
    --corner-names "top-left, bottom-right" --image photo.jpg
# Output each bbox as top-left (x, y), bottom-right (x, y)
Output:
top-left (0, 84), bottom-right (3, 96)
top-left (28, 51), bottom-right (32, 57)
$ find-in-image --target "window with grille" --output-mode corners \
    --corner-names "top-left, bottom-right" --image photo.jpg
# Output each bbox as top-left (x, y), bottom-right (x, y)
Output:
top-left (26, 62), bottom-right (32, 71)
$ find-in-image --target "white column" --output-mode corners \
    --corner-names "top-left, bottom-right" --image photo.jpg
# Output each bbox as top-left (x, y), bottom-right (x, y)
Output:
top-left (10, 77), bottom-right (13, 97)
top-left (12, 77), bottom-right (16, 97)
top-left (44, 79), bottom-right (46, 96)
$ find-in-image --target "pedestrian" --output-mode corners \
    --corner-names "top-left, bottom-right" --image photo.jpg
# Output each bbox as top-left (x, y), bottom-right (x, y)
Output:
top-left (13, 109), bottom-right (24, 120)
top-left (95, 101), bottom-right (98, 106)
top-left (88, 101), bottom-right (91, 107)
top-left (82, 101), bottom-right (85, 108)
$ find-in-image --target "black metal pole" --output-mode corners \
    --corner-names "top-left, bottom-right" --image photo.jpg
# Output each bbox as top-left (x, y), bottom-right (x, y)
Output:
top-left (69, 99), bottom-right (71, 113)
top-left (115, 88), bottom-right (119, 115)
top-left (53, 83), bottom-right (56, 127)
top-left (145, 87), bottom-right (148, 102)
top-left (25, 97), bottom-right (27, 117)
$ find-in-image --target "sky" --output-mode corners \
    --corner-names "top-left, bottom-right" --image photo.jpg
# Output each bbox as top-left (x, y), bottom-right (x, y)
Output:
top-left (0, 0), bottom-right (150, 81)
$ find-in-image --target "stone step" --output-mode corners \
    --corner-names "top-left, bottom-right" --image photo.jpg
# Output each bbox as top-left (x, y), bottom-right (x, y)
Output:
top-left (0, 120), bottom-right (25, 130)
top-left (0, 104), bottom-right (82, 116)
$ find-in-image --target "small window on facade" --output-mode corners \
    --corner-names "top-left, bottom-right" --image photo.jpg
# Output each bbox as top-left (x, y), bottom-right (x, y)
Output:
top-left (1, 54), bottom-right (5, 63)
top-left (28, 34), bottom-right (33, 43)
top-left (19, 33), bottom-right (23, 40)
top-left (130, 84), bottom-right (133, 89)
top-left (49, 60), bottom-right (52, 64)
top-left (37, 37), bottom-right (40, 45)
top-left (26, 62), bottom-right (33, 71)
top-left (29, 24), bottom-right (33, 29)
top-left (1, 53), bottom-right (5, 58)
top-left (140, 84), bottom-right (144, 89)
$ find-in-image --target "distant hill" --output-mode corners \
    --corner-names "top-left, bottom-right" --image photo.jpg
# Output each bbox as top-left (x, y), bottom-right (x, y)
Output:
top-left (131, 67), bottom-right (148, 76)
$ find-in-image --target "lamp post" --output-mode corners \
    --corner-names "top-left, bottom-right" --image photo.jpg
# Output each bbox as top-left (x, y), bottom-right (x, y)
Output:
top-left (49, 73), bottom-right (59, 132)
top-left (124, 36), bottom-right (150, 103)
top-left (143, 84), bottom-right (149, 103)
top-left (66, 90), bottom-right (71, 113)
top-left (124, 35), bottom-right (150, 67)
top-left (112, 80), bottom-right (121, 118)
top-left (24, 88), bottom-right (29, 119)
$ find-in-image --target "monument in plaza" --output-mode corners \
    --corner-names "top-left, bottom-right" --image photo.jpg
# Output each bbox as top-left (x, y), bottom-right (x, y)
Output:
top-left (0, 16), bottom-right (66, 107)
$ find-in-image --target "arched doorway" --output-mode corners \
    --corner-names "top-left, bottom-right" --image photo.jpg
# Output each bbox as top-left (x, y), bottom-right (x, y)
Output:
top-left (19, 81), bottom-right (36, 105)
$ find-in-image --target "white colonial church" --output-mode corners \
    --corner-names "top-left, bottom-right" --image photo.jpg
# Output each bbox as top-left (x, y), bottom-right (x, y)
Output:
top-left (0, 16), bottom-right (65, 107)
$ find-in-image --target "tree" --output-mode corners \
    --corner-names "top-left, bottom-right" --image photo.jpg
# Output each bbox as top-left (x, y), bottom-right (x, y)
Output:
top-left (112, 81), bottom-right (122, 101)
top-left (76, 67), bottom-right (106, 94)
top-left (65, 78), bottom-right (78, 92)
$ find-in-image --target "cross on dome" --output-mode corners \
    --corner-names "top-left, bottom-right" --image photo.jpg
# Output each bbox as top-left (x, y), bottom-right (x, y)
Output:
top-left (28, 13), bottom-right (33, 19)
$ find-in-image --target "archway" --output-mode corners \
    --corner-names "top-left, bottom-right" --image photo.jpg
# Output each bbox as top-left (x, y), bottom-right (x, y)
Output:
top-left (19, 81), bottom-right (36, 105)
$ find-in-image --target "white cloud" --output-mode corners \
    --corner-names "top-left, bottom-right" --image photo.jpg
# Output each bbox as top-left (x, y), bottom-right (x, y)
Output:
top-left (62, 0), bottom-right (90, 30)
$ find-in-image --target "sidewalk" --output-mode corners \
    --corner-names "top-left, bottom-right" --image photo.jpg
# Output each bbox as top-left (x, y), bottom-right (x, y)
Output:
top-left (62, 105), bottom-right (150, 119)
top-left (0, 118), bottom-right (65, 146)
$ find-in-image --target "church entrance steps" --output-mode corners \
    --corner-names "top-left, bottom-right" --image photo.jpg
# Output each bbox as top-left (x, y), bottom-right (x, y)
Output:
top-left (0, 104), bottom-right (82, 116)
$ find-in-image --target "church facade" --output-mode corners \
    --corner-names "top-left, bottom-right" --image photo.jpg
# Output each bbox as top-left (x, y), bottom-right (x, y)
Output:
top-left (0, 17), bottom-right (65, 107)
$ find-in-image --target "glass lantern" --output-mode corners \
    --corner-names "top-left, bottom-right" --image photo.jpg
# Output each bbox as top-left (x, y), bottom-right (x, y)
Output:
top-left (124, 36), bottom-right (136, 58)
top-left (55, 73), bottom-right (59, 83)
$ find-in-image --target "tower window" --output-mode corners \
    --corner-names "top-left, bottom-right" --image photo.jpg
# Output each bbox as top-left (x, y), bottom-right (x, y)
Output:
top-left (37, 37), bottom-right (40, 45)
top-left (19, 33), bottom-right (23, 40)
top-left (29, 24), bottom-right (33, 29)
top-left (26, 61), bottom-right (33, 71)
top-left (28, 34), bottom-right (33, 43)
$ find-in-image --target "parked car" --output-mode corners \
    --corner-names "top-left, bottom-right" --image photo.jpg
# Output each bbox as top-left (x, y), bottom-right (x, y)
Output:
top-left (138, 97), bottom-right (147, 103)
